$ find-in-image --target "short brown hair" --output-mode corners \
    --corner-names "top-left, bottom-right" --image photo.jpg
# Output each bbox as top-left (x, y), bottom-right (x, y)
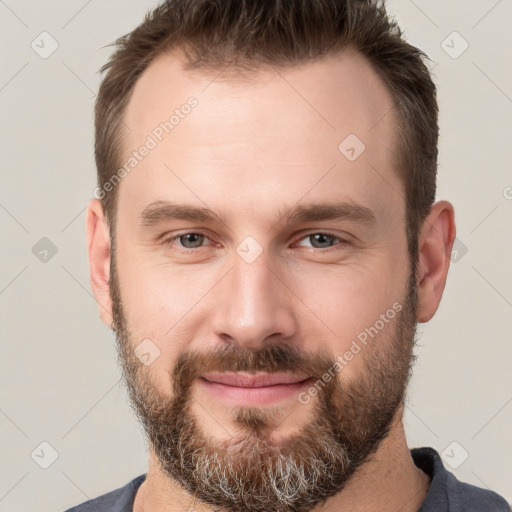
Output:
top-left (95, 0), bottom-right (438, 267)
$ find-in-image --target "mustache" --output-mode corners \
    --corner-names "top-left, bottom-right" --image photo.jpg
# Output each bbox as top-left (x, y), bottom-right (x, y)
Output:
top-left (171, 343), bottom-right (337, 396)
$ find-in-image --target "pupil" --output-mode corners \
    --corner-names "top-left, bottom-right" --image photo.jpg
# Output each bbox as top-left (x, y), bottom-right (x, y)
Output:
top-left (181, 233), bottom-right (203, 248)
top-left (312, 234), bottom-right (333, 248)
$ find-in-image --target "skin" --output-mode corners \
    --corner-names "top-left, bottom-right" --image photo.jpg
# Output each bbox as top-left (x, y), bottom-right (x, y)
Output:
top-left (86, 47), bottom-right (456, 511)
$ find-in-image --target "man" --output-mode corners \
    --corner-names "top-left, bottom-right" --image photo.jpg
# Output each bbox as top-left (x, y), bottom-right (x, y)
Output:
top-left (66, 0), bottom-right (510, 511)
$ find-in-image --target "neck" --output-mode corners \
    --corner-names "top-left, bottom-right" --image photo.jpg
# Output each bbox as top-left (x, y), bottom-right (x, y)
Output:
top-left (133, 410), bottom-right (431, 512)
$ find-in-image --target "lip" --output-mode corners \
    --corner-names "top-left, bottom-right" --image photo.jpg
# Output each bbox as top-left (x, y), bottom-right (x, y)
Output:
top-left (201, 372), bottom-right (311, 387)
top-left (198, 372), bottom-right (313, 406)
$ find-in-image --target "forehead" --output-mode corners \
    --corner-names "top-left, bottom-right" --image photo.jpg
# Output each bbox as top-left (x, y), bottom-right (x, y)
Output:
top-left (118, 47), bottom-right (402, 226)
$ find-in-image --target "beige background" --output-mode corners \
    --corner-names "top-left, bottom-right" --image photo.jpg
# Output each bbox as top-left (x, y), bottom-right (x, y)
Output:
top-left (0, 1), bottom-right (511, 511)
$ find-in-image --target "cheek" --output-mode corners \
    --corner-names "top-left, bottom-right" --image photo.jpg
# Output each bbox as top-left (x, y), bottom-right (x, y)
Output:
top-left (289, 257), bottom-right (407, 373)
top-left (114, 251), bottom-right (222, 378)
top-left (116, 233), bottom-right (214, 328)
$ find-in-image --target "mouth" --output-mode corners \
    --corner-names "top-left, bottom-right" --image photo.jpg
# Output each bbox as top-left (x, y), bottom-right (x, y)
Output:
top-left (198, 372), bottom-right (313, 406)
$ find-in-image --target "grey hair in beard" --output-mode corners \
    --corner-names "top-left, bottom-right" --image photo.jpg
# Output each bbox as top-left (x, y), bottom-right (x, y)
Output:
top-left (109, 256), bottom-right (418, 512)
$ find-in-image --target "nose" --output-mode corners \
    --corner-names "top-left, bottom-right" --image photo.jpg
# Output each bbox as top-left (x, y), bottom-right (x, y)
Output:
top-left (210, 252), bottom-right (297, 350)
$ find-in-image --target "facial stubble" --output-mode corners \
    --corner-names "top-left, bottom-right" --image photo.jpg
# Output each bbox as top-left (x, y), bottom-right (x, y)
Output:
top-left (110, 261), bottom-right (418, 512)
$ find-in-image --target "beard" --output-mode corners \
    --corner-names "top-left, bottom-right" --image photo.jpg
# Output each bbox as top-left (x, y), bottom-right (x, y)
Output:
top-left (110, 261), bottom-right (419, 512)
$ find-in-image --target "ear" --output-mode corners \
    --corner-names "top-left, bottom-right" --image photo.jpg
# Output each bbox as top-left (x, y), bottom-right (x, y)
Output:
top-left (85, 199), bottom-right (113, 327)
top-left (416, 200), bottom-right (456, 323)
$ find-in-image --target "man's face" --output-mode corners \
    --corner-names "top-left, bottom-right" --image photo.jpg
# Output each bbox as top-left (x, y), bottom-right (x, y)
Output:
top-left (110, 48), bottom-right (417, 511)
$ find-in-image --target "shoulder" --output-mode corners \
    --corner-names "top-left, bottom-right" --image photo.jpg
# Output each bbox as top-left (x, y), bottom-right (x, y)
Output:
top-left (411, 447), bottom-right (510, 512)
top-left (62, 474), bottom-right (146, 512)
top-left (443, 471), bottom-right (511, 512)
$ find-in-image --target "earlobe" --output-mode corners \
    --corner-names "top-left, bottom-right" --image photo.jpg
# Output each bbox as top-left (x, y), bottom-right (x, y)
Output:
top-left (416, 200), bottom-right (456, 323)
top-left (85, 199), bottom-right (113, 327)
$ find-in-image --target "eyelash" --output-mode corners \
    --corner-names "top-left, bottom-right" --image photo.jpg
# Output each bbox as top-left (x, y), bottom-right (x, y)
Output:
top-left (162, 231), bottom-right (349, 252)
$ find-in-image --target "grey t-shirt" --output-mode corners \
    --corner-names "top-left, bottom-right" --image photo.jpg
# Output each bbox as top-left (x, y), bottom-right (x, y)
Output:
top-left (63, 447), bottom-right (510, 511)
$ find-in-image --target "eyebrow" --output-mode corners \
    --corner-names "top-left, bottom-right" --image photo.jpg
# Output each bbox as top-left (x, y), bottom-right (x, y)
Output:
top-left (276, 201), bottom-right (376, 226)
top-left (139, 200), bottom-right (376, 228)
top-left (140, 201), bottom-right (227, 227)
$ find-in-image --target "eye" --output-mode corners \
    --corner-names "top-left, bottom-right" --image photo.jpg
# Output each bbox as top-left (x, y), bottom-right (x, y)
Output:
top-left (294, 232), bottom-right (347, 249)
top-left (165, 232), bottom-right (213, 249)
top-left (162, 231), bottom-right (348, 252)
